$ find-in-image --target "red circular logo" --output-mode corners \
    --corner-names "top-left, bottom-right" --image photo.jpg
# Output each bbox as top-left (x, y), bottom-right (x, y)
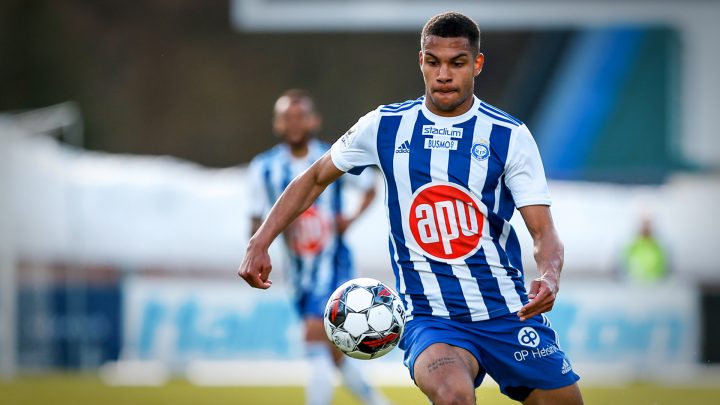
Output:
top-left (286, 205), bottom-right (331, 255)
top-left (408, 183), bottom-right (484, 260)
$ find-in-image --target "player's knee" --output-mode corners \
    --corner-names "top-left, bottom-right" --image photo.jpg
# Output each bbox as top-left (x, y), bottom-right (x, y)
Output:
top-left (427, 381), bottom-right (475, 405)
top-left (304, 317), bottom-right (326, 341)
top-left (432, 390), bottom-right (475, 405)
top-left (523, 384), bottom-right (583, 405)
top-left (524, 397), bottom-right (584, 405)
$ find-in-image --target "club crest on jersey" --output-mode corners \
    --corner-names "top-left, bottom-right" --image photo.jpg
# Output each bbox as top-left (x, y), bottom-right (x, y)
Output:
top-left (471, 140), bottom-right (490, 161)
top-left (422, 125), bottom-right (463, 139)
top-left (408, 183), bottom-right (485, 261)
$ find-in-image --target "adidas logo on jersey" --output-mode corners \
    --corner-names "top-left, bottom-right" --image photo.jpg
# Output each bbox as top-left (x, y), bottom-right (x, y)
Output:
top-left (395, 140), bottom-right (411, 153)
top-left (561, 358), bottom-right (572, 375)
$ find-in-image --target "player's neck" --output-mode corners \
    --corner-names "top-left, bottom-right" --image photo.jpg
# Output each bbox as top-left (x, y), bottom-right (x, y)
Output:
top-left (288, 142), bottom-right (309, 158)
top-left (423, 94), bottom-right (478, 120)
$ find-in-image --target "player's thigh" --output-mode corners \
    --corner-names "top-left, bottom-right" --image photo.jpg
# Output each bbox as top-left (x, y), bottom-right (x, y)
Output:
top-left (300, 289), bottom-right (330, 342)
top-left (304, 317), bottom-right (327, 341)
top-left (523, 382), bottom-right (583, 405)
top-left (413, 343), bottom-right (479, 402)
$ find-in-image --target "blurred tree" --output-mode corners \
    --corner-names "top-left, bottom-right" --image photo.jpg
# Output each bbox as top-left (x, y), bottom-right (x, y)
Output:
top-left (0, 0), bottom-right (530, 167)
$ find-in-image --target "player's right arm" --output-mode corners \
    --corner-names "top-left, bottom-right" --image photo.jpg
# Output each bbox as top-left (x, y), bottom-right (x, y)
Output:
top-left (239, 153), bottom-right (345, 289)
top-left (247, 156), bottom-right (269, 237)
top-left (239, 108), bottom-right (380, 288)
top-left (503, 124), bottom-right (557, 320)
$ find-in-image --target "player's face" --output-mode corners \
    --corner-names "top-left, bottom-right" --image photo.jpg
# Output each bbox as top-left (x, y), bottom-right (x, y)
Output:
top-left (420, 36), bottom-right (484, 117)
top-left (273, 99), bottom-right (320, 147)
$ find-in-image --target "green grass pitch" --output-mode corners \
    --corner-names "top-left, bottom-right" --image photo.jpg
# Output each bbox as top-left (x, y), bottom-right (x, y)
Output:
top-left (1, 375), bottom-right (719, 404)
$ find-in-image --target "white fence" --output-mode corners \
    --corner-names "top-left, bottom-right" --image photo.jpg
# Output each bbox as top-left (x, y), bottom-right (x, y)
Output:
top-left (1, 121), bottom-right (718, 279)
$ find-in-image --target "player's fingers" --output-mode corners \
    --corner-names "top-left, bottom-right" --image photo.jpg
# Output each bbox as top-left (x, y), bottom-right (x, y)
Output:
top-left (239, 268), bottom-right (256, 286)
top-left (248, 271), bottom-right (272, 289)
top-left (237, 262), bottom-right (268, 289)
top-left (517, 302), bottom-right (536, 321)
top-left (260, 262), bottom-right (272, 280)
top-left (518, 288), bottom-right (549, 320)
top-left (255, 279), bottom-right (272, 289)
top-left (518, 304), bottom-right (544, 321)
top-left (527, 280), bottom-right (541, 299)
top-left (238, 266), bottom-right (250, 283)
top-left (256, 263), bottom-right (272, 289)
top-left (238, 266), bottom-right (250, 281)
top-left (519, 288), bottom-right (556, 320)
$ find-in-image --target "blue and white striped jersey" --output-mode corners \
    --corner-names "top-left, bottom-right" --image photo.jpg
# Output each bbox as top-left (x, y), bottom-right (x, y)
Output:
top-left (330, 96), bottom-right (551, 322)
top-left (248, 139), bottom-right (374, 297)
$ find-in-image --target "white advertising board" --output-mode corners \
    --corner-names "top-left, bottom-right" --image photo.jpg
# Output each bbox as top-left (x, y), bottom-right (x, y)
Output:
top-left (122, 278), bottom-right (699, 383)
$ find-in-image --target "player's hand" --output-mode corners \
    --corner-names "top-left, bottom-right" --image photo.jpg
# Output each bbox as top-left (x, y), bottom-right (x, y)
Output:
top-left (238, 242), bottom-right (273, 289)
top-left (517, 276), bottom-right (558, 321)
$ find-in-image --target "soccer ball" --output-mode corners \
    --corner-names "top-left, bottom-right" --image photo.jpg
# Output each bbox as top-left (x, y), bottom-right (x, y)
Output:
top-left (324, 277), bottom-right (405, 359)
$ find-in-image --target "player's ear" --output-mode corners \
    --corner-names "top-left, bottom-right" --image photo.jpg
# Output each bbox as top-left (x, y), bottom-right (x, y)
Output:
top-left (273, 117), bottom-right (282, 138)
top-left (272, 115), bottom-right (283, 138)
top-left (310, 114), bottom-right (322, 133)
top-left (419, 50), bottom-right (424, 67)
top-left (474, 53), bottom-right (485, 77)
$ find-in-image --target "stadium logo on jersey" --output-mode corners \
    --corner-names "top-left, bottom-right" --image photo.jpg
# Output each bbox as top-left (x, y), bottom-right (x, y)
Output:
top-left (286, 205), bottom-right (331, 255)
top-left (395, 140), bottom-right (411, 154)
top-left (471, 140), bottom-right (490, 161)
top-left (408, 183), bottom-right (484, 261)
top-left (422, 125), bottom-right (463, 139)
top-left (424, 138), bottom-right (458, 150)
top-left (518, 326), bottom-right (540, 348)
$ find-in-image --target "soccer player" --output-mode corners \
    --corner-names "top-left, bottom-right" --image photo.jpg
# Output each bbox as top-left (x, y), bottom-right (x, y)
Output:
top-left (247, 89), bottom-right (389, 405)
top-left (240, 13), bottom-right (584, 405)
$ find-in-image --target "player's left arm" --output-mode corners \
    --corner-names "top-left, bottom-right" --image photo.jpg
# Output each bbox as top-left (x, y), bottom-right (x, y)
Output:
top-left (516, 204), bottom-right (564, 321)
top-left (337, 189), bottom-right (376, 235)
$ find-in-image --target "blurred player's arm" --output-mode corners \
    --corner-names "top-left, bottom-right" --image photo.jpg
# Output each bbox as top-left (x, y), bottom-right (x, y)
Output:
top-left (239, 153), bottom-right (344, 289)
top-left (250, 217), bottom-right (263, 236)
top-left (516, 205), bottom-right (564, 321)
top-left (247, 158), bottom-right (269, 237)
top-left (336, 171), bottom-right (376, 234)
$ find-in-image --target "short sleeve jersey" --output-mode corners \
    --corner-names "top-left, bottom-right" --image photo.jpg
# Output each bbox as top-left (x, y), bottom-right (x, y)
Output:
top-left (330, 96), bottom-right (551, 322)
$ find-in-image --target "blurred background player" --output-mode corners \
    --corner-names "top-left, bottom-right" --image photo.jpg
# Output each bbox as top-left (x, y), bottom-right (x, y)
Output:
top-left (621, 216), bottom-right (669, 283)
top-left (246, 89), bottom-right (389, 405)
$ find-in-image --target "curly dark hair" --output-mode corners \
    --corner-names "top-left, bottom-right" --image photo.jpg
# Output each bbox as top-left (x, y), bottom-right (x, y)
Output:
top-left (421, 12), bottom-right (481, 54)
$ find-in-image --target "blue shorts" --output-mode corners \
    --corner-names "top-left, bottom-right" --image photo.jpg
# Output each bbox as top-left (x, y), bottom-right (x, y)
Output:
top-left (295, 288), bottom-right (333, 319)
top-left (293, 241), bottom-right (353, 319)
top-left (399, 313), bottom-right (580, 401)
